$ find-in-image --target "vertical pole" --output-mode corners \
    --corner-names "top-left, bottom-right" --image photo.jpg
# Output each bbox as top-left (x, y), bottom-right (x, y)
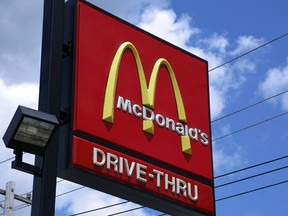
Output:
top-left (31, 0), bottom-right (64, 215)
top-left (3, 181), bottom-right (15, 216)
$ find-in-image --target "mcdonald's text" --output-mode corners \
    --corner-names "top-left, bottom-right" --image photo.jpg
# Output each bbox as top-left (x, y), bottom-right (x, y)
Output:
top-left (116, 96), bottom-right (209, 146)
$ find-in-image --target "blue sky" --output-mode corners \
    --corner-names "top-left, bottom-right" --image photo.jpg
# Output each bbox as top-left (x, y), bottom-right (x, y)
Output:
top-left (0, 0), bottom-right (287, 215)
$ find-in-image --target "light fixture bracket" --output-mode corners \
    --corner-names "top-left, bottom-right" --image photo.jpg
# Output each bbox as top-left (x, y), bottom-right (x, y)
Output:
top-left (12, 150), bottom-right (42, 176)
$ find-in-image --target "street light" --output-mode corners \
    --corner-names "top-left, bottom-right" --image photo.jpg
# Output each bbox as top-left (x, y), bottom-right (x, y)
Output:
top-left (2, 105), bottom-right (59, 175)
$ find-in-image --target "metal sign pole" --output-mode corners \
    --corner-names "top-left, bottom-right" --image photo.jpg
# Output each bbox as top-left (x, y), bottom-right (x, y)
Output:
top-left (31, 0), bottom-right (64, 215)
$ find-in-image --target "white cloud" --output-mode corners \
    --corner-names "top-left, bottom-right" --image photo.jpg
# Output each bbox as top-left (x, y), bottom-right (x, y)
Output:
top-left (0, 79), bottom-right (38, 215)
top-left (209, 85), bottom-right (226, 120)
top-left (89, 0), bottom-right (170, 24)
top-left (202, 33), bottom-right (230, 54)
top-left (55, 181), bottom-right (149, 216)
top-left (212, 125), bottom-right (247, 175)
top-left (213, 144), bottom-right (244, 175)
top-left (233, 58), bottom-right (256, 73)
top-left (258, 58), bottom-right (288, 110)
top-left (0, 1), bottom-right (41, 214)
top-left (0, 79), bottom-right (39, 144)
top-left (0, 0), bottom-right (42, 83)
top-left (139, 8), bottom-right (199, 48)
top-left (229, 35), bottom-right (265, 56)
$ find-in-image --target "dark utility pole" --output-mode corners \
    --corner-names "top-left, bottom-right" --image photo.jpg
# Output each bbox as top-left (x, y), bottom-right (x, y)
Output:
top-left (31, 0), bottom-right (64, 215)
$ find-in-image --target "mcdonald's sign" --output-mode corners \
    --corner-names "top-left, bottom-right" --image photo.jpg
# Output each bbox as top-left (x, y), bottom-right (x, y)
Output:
top-left (63, 0), bottom-right (215, 215)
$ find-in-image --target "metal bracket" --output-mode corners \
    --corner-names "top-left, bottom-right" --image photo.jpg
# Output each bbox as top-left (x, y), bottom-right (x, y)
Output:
top-left (59, 107), bottom-right (71, 126)
top-left (12, 151), bottom-right (42, 176)
top-left (62, 41), bottom-right (72, 58)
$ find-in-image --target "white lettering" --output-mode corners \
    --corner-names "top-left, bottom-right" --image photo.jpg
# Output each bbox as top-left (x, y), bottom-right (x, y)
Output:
top-left (93, 148), bottom-right (105, 166)
top-left (175, 122), bottom-right (184, 136)
top-left (200, 133), bottom-right (209, 146)
top-left (92, 147), bottom-right (200, 203)
top-left (176, 178), bottom-right (187, 197)
top-left (164, 174), bottom-right (175, 193)
top-left (188, 183), bottom-right (198, 201)
top-left (132, 104), bottom-right (142, 118)
top-left (107, 152), bottom-right (118, 172)
top-left (116, 96), bottom-right (132, 114)
top-left (119, 156), bottom-right (123, 174)
top-left (166, 117), bottom-right (175, 131)
top-left (188, 128), bottom-right (198, 141)
top-left (124, 159), bottom-right (135, 177)
top-left (116, 96), bottom-right (210, 147)
top-left (143, 106), bottom-right (154, 121)
top-left (155, 114), bottom-right (165, 127)
top-left (136, 163), bottom-right (147, 183)
top-left (153, 169), bottom-right (164, 188)
top-left (184, 124), bottom-right (189, 136)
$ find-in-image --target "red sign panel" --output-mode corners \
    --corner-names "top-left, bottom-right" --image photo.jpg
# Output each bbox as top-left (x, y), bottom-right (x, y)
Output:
top-left (71, 0), bottom-right (214, 214)
top-left (72, 136), bottom-right (214, 214)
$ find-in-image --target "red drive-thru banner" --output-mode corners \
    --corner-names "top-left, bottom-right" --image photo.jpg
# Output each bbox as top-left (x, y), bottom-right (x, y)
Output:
top-left (72, 0), bottom-right (215, 215)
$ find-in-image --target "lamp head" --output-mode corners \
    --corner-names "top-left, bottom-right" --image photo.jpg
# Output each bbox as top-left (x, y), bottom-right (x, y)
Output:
top-left (3, 106), bottom-right (59, 155)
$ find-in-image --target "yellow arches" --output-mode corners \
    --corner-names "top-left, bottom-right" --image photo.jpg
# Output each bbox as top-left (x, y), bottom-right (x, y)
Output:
top-left (102, 42), bottom-right (191, 155)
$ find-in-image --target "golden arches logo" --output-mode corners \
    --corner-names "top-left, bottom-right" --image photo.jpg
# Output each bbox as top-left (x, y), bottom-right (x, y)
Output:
top-left (102, 42), bottom-right (192, 155)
